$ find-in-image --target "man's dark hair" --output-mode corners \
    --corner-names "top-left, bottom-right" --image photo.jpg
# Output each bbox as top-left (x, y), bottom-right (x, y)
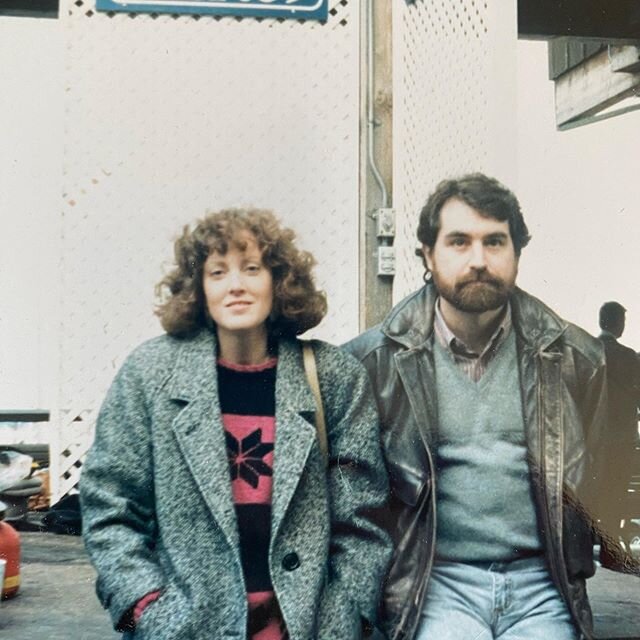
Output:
top-left (599, 301), bottom-right (626, 332)
top-left (416, 173), bottom-right (531, 256)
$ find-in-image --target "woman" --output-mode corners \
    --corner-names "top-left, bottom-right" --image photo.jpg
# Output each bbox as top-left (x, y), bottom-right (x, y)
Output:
top-left (80, 208), bottom-right (391, 640)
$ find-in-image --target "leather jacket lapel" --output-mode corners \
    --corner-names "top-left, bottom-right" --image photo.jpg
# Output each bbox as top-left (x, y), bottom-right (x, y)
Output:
top-left (384, 285), bottom-right (439, 455)
top-left (517, 338), bottom-right (541, 475)
top-left (395, 347), bottom-right (438, 451)
top-left (537, 351), bottom-right (565, 546)
top-left (511, 288), bottom-right (567, 543)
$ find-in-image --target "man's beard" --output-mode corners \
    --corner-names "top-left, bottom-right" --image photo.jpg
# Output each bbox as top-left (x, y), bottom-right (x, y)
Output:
top-left (431, 270), bottom-right (513, 313)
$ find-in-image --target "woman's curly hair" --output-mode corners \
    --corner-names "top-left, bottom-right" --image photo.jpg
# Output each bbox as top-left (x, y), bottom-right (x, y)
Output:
top-left (156, 208), bottom-right (327, 339)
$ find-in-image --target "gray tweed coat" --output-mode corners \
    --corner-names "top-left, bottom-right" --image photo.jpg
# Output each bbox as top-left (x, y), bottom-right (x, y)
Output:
top-left (80, 330), bottom-right (391, 640)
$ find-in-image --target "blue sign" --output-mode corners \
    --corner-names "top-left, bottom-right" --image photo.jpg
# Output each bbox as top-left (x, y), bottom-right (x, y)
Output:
top-left (96, 0), bottom-right (328, 21)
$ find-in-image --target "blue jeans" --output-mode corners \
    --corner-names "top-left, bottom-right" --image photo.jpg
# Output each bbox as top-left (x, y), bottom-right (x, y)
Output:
top-left (416, 557), bottom-right (578, 640)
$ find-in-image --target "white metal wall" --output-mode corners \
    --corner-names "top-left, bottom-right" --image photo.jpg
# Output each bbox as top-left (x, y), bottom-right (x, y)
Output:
top-left (392, 0), bottom-right (518, 301)
top-left (0, 18), bottom-right (63, 411)
top-left (2, 0), bottom-right (520, 499)
top-left (55, 0), bottom-right (361, 498)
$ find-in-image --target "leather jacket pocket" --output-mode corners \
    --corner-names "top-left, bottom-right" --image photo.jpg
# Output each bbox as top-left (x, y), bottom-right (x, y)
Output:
top-left (563, 499), bottom-right (596, 579)
top-left (382, 462), bottom-right (433, 640)
top-left (388, 461), bottom-right (430, 507)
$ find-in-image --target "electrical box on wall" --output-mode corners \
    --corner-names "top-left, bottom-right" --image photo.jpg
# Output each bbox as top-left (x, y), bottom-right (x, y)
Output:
top-left (377, 246), bottom-right (395, 276)
top-left (376, 207), bottom-right (395, 238)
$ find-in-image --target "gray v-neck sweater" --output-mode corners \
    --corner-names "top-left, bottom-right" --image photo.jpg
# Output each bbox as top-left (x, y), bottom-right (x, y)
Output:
top-left (433, 330), bottom-right (543, 561)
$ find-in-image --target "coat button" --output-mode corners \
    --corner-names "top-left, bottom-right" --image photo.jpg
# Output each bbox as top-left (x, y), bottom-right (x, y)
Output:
top-left (282, 552), bottom-right (300, 571)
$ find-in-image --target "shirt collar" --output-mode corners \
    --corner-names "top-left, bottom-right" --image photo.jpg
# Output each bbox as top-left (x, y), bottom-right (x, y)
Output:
top-left (434, 298), bottom-right (512, 359)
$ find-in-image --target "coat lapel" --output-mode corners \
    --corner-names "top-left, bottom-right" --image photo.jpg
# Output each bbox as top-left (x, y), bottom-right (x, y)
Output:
top-left (167, 330), bottom-right (240, 553)
top-left (270, 340), bottom-right (318, 542)
top-left (511, 290), bottom-right (568, 555)
top-left (384, 284), bottom-right (439, 451)
top-left (395, 346), bottom-right (438, 450)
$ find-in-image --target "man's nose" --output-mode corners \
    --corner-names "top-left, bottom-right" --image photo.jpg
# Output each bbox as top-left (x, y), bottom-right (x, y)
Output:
top-left (468, 242), bottom-right (487, 270)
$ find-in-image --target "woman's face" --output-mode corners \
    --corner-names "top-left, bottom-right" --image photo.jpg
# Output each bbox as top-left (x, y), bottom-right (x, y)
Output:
top-left (202, 233), bottom-right (274, 340)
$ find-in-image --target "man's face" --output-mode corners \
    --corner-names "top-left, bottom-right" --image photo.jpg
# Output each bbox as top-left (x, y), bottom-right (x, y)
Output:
top-left (422, 197), bottom-right (519, 313)
top-left (613, 313), bottom-right (626, 338)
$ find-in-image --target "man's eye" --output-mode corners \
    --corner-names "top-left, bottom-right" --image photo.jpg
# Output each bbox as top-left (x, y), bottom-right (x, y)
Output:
top-left (486, 238), bottom-right (505, 247)
top-left (451, 238), bottom-right (467, 247)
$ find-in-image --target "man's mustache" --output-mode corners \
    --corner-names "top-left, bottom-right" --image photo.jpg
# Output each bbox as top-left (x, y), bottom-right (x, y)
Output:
top-left (456, 273), bottom-right (504, 289)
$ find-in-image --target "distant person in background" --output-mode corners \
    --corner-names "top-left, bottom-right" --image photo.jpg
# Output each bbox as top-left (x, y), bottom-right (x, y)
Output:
top-left (80, 208), bottom-right (391, 640)
top-left (597, 301), bottom-right (640, 571)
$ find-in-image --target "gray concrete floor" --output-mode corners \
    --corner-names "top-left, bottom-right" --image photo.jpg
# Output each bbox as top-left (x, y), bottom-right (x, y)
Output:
top-left (0, 532), bottom-right (638, 639)
top-left (0, 532), bottom-right (118, 640)
top-left (590, 567), bottom-right (640, 639)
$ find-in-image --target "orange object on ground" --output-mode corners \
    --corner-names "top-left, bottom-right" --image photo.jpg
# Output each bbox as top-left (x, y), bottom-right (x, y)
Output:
top-left (0, 518), bottom-right (21, 599)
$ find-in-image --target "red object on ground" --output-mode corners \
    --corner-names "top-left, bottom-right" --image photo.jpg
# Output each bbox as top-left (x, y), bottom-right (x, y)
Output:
top-left (0, 519), bottom-right (21, 599)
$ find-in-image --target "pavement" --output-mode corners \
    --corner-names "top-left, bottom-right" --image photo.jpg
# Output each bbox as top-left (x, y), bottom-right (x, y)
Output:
top-left (0, 532), bottom-right (638, 639)
top-left (0, 532), bottom-right (118, 640)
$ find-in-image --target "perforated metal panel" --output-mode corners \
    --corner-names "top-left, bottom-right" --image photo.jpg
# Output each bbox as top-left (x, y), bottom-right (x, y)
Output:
top-left (392, 0), bottom-right (517, 301)
top-left (56, 0), bottom-right (360, 498)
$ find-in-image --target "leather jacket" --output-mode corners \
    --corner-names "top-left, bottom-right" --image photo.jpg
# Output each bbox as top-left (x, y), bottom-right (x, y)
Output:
top-left (345, 285), bottom-right (607, 640)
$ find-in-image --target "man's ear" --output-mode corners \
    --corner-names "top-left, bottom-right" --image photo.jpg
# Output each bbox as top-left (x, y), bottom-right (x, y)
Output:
top-left (421, 244), bottom-right (434, 271)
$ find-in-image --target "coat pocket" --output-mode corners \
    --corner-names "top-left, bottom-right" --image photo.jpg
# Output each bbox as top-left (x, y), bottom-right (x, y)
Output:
top-left (134, 584), bottom-right (193, 640)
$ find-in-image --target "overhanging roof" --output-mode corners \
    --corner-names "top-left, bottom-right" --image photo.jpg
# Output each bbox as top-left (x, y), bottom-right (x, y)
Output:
top-left (519, 0), bottom-right (640, 42)
top-left (518, 1), bottom-right (640, 128)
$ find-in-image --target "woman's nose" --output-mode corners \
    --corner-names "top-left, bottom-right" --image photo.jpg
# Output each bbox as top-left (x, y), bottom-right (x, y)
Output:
top-left (227, 270), bottom-right (245, 291)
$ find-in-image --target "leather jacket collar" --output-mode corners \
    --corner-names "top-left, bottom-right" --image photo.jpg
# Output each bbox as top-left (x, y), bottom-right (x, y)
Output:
top-left (381, 284), bottom-right (568, 353)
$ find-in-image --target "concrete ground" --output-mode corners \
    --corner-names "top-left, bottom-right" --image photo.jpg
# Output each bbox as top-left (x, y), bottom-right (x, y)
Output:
top-left (0, 532), bottom-right (118, 640)
top-left (0, 532), bottom-right (638, 639)
top-left (590, 567), bottom-right (640, 640)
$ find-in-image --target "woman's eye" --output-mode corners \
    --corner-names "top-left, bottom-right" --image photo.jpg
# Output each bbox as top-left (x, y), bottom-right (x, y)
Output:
top-left (209, 269), bottom-right (224, 277)
top-left (246, 264), bottom-right (261, 273)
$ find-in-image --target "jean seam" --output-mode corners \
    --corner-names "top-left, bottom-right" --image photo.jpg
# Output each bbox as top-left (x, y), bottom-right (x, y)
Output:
top-left (505, 575), bottom-right (512, 613)
top-left (490, 571), bottom-right (498, 627)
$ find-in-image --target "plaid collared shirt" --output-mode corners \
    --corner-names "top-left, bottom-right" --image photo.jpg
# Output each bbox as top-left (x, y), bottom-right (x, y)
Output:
top-left (433, 300), bottom-right (512, 383)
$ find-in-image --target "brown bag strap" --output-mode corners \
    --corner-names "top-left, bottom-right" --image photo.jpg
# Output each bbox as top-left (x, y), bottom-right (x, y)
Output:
top-left (302, 342), bottom-right (328, 465)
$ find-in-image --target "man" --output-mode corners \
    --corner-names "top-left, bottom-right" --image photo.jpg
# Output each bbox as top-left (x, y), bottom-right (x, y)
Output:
top-left (597, 301), bottom-right (640, 569)
top-left (346, 173), bottom-right (607, 640)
